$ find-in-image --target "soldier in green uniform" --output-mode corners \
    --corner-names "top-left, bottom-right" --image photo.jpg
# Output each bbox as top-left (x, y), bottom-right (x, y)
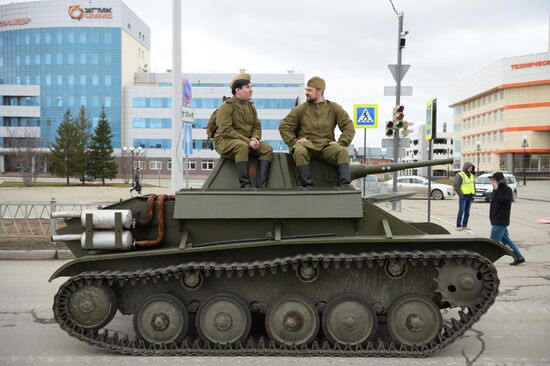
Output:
top-left (279, 76), bottom-right (355, 188)
top-left (214, 73), bottom-right (273, 188)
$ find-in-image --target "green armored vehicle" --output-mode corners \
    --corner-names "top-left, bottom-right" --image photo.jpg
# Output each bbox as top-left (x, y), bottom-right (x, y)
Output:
top-left (50, 153), bottom-right (511, 356)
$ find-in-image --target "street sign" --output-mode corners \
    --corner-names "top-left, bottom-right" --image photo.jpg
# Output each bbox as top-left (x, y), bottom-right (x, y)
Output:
top-left (382, 138), bottom-right (410, 148)
top-left (425, 98), bottom-right (437, 141)
top-left (180, 106), bottom-right (194, 123)
top-left (388, 64), bottom-right (411, 82)
top-left (183, 78), bottom-right (192, 106)
top-left (183, 122), bottom-right (193, 156)
top-left (353, 104), bottom-right (378, 128)
top-left (384, 86), bottom-right (413, 96)
top-left (385, 148), bottom-right (406, 158)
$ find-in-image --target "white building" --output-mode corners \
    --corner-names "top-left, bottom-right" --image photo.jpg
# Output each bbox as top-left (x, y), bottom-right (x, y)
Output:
top-left (403, 124), bottom-right (453, 178)
top-left (121, 71), bottom-right (305, 177)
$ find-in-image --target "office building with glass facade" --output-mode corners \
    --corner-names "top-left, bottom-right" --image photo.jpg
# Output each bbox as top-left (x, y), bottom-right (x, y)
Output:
top-left (123, 72), bottom-right (304, 177)
top-left (0, 0), bottom-right (150, 173)
top-left (449, 52), bottom-right (550, 176)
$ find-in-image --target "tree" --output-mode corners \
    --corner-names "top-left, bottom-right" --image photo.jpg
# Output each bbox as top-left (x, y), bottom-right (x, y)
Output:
top-left (74, 105), bottom-right (92, 184)
top-left (50, 110), bottom-right (79, 185)
top-left (5, 128), bottom-right (43, 187)
top-left (88, 107), bottom-right (118, 185)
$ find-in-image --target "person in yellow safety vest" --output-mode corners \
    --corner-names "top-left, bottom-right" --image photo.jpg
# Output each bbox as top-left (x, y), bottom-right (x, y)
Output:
top-left (454, 162), bottom-right (476, 231)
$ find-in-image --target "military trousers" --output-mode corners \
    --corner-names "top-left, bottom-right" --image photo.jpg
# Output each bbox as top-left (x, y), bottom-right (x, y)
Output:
top-left (292, 141), bottom-right (349, 166)
top-left (215, 138), bottom-right (273, 163)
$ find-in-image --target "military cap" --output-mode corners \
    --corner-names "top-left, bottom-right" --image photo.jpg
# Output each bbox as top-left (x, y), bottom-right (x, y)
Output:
top-left (307, 76), bottom-right (326, 91)
top-left (231, 73), bottom-right (251, 88)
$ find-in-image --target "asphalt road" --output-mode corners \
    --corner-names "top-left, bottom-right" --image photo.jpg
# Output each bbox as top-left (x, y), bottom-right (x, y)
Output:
top-left (1, 183), bottom-right (550, 365)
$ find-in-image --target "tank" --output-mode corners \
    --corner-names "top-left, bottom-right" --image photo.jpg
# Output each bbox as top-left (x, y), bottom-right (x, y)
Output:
top-left (50, 153), bottom-right (511, 357)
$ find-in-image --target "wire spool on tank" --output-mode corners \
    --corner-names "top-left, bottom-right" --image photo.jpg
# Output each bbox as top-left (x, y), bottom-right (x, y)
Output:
top-left (80, 210), bottom-right (133, 229)
top-left (80, 231), bottom-right (134, 250)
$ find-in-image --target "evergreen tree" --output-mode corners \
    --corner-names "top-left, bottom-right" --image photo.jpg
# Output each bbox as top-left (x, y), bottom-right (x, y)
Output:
top-left (88, 107), bottom-right (118, 185)
top-left (49, 110), bottom-right (79, 185)
top-left (74, 105), bottom-right (92, 184)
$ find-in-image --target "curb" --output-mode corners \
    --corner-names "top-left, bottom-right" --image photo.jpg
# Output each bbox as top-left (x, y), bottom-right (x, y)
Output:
top-left (0, 249), bottom-right (74, 260)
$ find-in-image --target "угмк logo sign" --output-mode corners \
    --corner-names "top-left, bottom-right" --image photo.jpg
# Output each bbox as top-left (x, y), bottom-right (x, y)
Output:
top-left (68, 5), bottom-right (112, 20)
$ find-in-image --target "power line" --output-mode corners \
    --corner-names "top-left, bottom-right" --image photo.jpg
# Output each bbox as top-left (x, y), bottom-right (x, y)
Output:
top-left (388, 0), bottom-right (401, 16)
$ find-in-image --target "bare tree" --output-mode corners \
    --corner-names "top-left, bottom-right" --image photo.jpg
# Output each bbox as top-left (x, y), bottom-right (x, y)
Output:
top-left (5, 127), bottom-right (43, 187)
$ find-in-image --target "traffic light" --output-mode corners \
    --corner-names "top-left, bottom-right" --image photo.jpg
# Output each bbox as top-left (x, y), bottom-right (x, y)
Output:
top-left (402, 121), bottom-right (414, 137)
top-left (393, 105), bottom-right (405, 128)
top-left (385, 120), bottom-right (394, 137)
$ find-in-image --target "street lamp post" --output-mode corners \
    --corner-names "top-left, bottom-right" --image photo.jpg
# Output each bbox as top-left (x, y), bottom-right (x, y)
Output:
top-left (476, 140), bottom-right (481, 176)
top-left (521, 135), bottom-right (529, 186)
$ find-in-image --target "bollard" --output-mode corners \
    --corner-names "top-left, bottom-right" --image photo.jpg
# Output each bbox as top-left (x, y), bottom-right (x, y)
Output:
top-left (50, 197), bottom-right (56, 245)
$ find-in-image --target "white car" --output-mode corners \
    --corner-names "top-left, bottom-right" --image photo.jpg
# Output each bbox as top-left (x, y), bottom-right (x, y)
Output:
top-left (474, 173), bottom-right (518, 202)
top-left (384, 176), bottom-right (455, 200)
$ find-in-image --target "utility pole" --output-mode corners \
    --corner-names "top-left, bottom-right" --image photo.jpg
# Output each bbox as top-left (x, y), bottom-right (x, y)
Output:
top-left (391, 12), bottom-right (404, 211)
top-left (171, 0), bottom-right (184, 193)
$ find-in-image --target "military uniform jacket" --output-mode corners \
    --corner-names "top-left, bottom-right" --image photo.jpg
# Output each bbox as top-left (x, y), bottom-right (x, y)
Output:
top-left (215, 97), bottom-right (261, 144)
top-left (279, 100), bottom-right (355, 148)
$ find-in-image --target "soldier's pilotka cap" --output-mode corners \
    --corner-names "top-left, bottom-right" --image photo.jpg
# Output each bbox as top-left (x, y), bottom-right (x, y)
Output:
top-left (231, 72), bottom-right (251, 88)
top-left (307, 76), bottom-right (326, 91)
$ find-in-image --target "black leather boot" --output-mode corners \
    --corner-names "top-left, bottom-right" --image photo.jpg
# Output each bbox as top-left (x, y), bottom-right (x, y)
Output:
top-left (256, 160), bottom-right (271, 188)
top-left (235, 161), bottom-right (252, 188)
top-left (337, 163), bottom-right (353, 189)
top-left (297, 165), bottom-right (314, 188)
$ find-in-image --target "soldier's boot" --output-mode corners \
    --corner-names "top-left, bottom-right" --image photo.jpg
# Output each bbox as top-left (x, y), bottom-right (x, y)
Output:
top-left (297, 165), bottom-right (314, 188)
top-left (256, 160), bottom-right (271, 188)
top-left (337, 163), bottom-right (354, 189)
top-left (235, 161), bottom-right (252, 189)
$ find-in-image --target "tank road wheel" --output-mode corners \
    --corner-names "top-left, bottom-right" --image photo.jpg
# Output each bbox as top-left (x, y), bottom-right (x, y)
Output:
top-left (386, 294), bottom-right (442, 347)
top-left (67, 284), bottom-right (117, 330)
top-left (322, 294), bottom-right (377, 345)
top-left (435, 263), bottom-right (484, 307)
top-left (265, 294), bottom-right (319, 346)
top-left (133, 293), bottom-right (189, 345)
top-left (196, 293), bottom-right (251, 344)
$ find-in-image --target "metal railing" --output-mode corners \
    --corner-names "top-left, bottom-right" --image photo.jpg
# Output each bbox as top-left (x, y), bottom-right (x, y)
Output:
top-left (0, 198), bottom-right (97, 237)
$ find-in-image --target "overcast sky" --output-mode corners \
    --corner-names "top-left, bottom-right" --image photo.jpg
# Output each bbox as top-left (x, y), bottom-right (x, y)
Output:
top-left (3, 0), bottom-right (549, 148)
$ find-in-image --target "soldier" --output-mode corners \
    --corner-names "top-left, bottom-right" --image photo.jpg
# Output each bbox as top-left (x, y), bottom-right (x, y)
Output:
top-left (214, 73), bottom-right (273, 188)
top-left (279, 76), bottom-right (355, 188)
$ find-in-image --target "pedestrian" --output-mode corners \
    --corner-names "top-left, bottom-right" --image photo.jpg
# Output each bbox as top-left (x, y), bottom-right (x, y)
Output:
top-left (489, 172), bottom-right (525, 265)
top-left (454, 162), bottom-right (476, 230)
top-left (279, 76), bottom-right (355, 188)
top-left (214, 73), bottom-right (273, 188)
top-left (130, 168), bottom-right (142, 194)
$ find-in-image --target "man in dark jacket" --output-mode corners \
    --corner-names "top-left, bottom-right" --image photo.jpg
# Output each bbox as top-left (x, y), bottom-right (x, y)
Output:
top-left (454, 162), bottom-right (476, 230)
top-left (489, 172), bottom-right (525, 265)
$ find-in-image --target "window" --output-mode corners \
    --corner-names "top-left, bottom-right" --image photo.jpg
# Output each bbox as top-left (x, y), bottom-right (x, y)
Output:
top-left (202, 160), bottom-right (214, 170)
top-left (35, 75), bottom-right (40, 84)
top-left (68, 75), bottom-right (74, 85)
top-left (93, 97), bottom-right (99, 107)
top-left (134, 161), bottom-right (145, 170)
top-left (92, 75), bottom-right (99, 86)
top-left (104, 32), bottom-right (111, 43)
top-left (35, 33), bottom-right (40, 44)
top-left (105, 75), bottom-right (111, 86)
top-left (80, 96), bottom-right (87, 107)
top-left (80, 54), bottom-right (86, 64)
top-left (68, 54), bottom-right (74, 64)
top-left (80, 33), bottom-right (86, 43)
top-left (499, 131), bottom-right (504, 142)
top-left (46, 75), bottom-right (51, 85)
top-left (25, 55), bottom-right (30, 65)
top-left (68, 33), bottom-right (74, 43)
top-left (45, 33), bottom-right (51, 43)
top-left (35, 54), bottom-right (40, 65)
top-left (167, 160), bottom-right (172, 170)
top-left (45, 54), bottom-right (51, 64)
top-left (133, 98), bottom-right (146, 108)
top-left (16, 56), bottom-right (20, 66)
top-left (92, 54), bottom-right (99, 64)
top-left (149, 161), bottom-right (162, 170)
top-left (68, 96), bottom-right (74, 107)
top-left (104, 97), bottom-right (111, 107)
top-left (104, 53), bottom-right (111, 64)
top-left (57, 75), bottom-right (62, 85)
top-left (185, 161), bottom-right (196, 170)
top-left (56, 97), bottom-right (63, 107)
top-left (80, 75), bottom-right (86, 85)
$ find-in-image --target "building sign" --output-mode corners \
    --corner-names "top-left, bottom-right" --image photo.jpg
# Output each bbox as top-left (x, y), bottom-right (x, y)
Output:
top-left (68, 5), bottom-right (113, 21)
top-left (0, 18), bottom-right (31, 27)
top-left (510, 60), bottom-right (550, 70)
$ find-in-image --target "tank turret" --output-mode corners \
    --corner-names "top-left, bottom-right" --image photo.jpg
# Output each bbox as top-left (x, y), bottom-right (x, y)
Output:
top-left (49, 152), bottom-right (510, 357)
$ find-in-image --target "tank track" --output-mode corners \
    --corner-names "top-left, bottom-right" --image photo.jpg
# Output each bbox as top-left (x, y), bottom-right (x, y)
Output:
top-left (53, 249), bottom-right (499, 357)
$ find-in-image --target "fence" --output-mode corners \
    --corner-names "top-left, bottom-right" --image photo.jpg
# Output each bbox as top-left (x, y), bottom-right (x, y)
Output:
top-left (0, 199), bottom-right (98, 237)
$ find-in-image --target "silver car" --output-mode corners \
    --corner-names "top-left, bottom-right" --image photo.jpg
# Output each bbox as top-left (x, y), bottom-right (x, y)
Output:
top-left (384, 176), bottom-right (455, 200)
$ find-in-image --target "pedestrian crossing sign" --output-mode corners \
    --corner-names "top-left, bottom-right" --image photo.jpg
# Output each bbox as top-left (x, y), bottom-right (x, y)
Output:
top-left (353, 104), bottom-right (378, 128)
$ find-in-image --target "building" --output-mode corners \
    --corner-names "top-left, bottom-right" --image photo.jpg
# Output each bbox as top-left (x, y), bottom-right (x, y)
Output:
top-left (122, 71), bottom-right (304, 178)
top-left (449, 52), bottom-right (550, 177)
top-left (402, 125), bottom-right (453, 178)
top-left (0, 0), bottom-right (150, 173)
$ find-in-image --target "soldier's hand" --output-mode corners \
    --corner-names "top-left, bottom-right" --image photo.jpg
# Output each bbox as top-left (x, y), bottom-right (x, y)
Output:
top-left (249, 139), bottom-right (260, 150)
top-left (297, 138), bottom-right (308, 144)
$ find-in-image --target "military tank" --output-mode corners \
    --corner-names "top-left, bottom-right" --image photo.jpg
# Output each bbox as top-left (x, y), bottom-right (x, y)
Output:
top-left (50, 153), bottom-right (511, 357)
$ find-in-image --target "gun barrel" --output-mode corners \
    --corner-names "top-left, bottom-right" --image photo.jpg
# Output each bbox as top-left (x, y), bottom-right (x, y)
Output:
top-left (350, 158), bottom-right (454, 181)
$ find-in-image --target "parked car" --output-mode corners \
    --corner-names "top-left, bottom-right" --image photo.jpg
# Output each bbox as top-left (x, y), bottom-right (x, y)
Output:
top-left (384, 176), bottom-right (455, 200)
top-left (474, 173), bottom-right (517, 202)
top-left (78, 175), bottom-right (97, 182)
